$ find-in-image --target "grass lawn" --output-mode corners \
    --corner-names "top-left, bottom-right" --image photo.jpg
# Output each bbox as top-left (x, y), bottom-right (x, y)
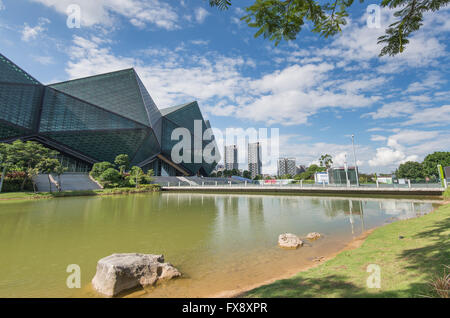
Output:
top-left (245, 202), bottom-right (450, 298)
top-left (0, 185), bottom-right (160, 202)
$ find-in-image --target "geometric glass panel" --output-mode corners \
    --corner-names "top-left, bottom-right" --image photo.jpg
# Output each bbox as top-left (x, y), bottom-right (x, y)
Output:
top-left (40, 88), bottom-right (145, 132)
top-left (49, 69), bottom-right (151, 126)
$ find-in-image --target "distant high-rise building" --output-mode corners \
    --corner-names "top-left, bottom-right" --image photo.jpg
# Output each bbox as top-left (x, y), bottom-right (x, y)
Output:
top-left (224, 145), bottom-right (238, 171)
top-left (277, 158), bottom-right (297, 177)
top-left (248, 142), bottom-right (262, 178)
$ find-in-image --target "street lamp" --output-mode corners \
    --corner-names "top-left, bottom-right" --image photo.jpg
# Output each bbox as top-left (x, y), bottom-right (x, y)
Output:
top-left (351, 134), bottom-right (360, 187)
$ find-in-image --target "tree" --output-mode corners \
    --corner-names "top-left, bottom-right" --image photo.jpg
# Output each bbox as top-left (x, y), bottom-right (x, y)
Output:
top-left (253, 174), bottom-right (263, 180)
top-left (209, 0), bottom-right (449, 56)
top-left (0, 143), bottom-right (9, 193)
top-left (114, 154), bottom-right (130, 174)
top-left (396, 161), bottom-right (425, 180)
top-left (145, 169), bottom-right (154, 184)
top-left (5, 140), bottom-right (59, 190)
top-left (99, 168), bottom-right (122, 187)
top-left (91, 162), bottom-right (115, 179)
top-left (129, 166), bottom-right (145, 188)
top-left (37, 158), bottom-right (62, 193)
top-left (319, 154), bottom-right (333, 169)
top-left (298, 164), bottom-right (327, 180)
top-left (242, 170), bottom-right (252, 179)
top-left (422, 152), bottom-right (450, 178)
top-left (54, 164), bottom-right (68, 192)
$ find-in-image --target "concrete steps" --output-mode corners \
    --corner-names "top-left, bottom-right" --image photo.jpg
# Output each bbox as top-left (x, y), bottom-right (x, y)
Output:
top-left (34, 173), bottom-right (102, 192)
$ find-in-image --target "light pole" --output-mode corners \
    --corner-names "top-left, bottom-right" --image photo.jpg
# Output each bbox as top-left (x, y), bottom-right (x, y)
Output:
top-left (344, 154), bottom-right (349, 187)
top-left (351, 134), bottom-right (360, 187)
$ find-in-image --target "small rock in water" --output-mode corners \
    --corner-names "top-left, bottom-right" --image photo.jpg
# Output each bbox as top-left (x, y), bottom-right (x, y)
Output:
top-left (278, 233), bottom-right (303, 249)
top-left (306, 232), bottom-right (321, 240)
top-left (312, 256), bottom-right (325, 262)
top-left (92, 253), bottom-right (181, 296)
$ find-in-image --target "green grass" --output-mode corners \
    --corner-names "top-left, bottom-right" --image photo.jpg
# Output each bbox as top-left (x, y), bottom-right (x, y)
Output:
top-left (443, 187), bottom-right (450, 199)
top-left (0, 185), bottom-right (160, 202)
top-left (245, 203), bottom-right (450, 298)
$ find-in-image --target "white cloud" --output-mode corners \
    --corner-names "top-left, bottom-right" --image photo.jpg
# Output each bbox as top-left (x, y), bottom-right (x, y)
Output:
top-left (0, 0), bottom-right (5, 11)
top-left (31, 0), bottom-right (179, 30)
top-left (406, 71), bottom-right (446, 93)
top-left (365, 101), bottom-right (416, 119)
top-left (64, 36), bottom-right (382, 125)
top-left (190, 39), bottom-right (209, 46)
top-left (368, 147), bottom-right (418, 167)
top-left (403, 105), bottom-right (450, 126)
top-left (194, 7), bottom-right (209, 24)
top-left (33, 55), bottom-right (55, 65)
top-left (368, 129), bottom-right (447, 168)
top-left (21, 17), bottom-right (50, 42)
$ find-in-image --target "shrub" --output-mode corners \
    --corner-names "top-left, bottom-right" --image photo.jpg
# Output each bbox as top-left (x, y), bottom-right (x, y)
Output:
top-left (99, 168), bottom-right (122, 186)
top-left (2, 172), bottom-right (33, 192)
top-left (91, 162), bottom-right (115, 179)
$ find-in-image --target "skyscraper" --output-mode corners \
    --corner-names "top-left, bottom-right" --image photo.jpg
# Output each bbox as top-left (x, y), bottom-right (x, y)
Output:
top-left (224, 145), bottom-right (238, 171)
top-left (277, 158), bottom-right (296, 177)
top-left (248, 142), bottom-right (262, 179)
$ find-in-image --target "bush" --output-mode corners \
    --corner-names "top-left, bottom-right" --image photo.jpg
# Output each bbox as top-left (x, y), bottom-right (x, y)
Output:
top-left (99, 168), bottom-right (122, 187)
top-left (91, 162), bottom-right (115, 179)
top-left (2, 172), bottom-right (33, 192)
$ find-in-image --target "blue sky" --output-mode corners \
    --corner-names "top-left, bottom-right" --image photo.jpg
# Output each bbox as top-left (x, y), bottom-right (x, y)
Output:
top-left (0, 0), bottom-right (449, 174)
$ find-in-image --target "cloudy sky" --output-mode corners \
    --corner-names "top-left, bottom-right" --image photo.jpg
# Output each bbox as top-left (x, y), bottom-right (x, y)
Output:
top-left (0, 0), bottom-right (449, 174)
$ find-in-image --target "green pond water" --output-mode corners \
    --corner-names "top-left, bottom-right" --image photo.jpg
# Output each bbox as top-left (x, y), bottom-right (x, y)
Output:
top-left (0, 192), bottom-right (440, 298)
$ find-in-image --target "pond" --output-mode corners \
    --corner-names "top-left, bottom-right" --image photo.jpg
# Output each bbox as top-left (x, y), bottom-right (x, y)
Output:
top-left (0, 192), bottom-right (441, 297)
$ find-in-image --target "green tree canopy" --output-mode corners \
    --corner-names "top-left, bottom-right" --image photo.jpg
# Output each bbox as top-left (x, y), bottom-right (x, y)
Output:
top-left (38, 158), bottom-right (63, 193)
top-left (4, 140), bottom-right (59, 190)
top-left (129, 166), bottom-right (145, 188)
top-left (422, 152), bottom-right (450, 178)
top-left (242, 170), bottom-right (252, 179)
top-left (209, 0), bottom-right (449, 56)
top-left (319, 154), bottom-right (333, 168)
top-left (99, 168), bottom-right (122, 185)
top-left (91, 162), bottom-right (115, 179)
top-left (395, 161), bottom-right (425, 180)
top-left (114, 154), bottom-right (130, 174)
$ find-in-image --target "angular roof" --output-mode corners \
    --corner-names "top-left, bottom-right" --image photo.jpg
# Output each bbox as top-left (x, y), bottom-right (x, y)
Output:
top-left (159, 102), bottom-right (197, 116)
top-left (49, 69), bottom-right (159, 128)
top-left (0, 53), bottom-right (40, 85)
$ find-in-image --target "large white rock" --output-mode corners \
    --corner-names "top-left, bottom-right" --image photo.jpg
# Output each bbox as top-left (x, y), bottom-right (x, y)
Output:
top-left (92, 253), bottom-right (181, 296)
top-left (278, 233), bottom-right (303, 249)
top-left (306, 232), bottom-right (321, 240)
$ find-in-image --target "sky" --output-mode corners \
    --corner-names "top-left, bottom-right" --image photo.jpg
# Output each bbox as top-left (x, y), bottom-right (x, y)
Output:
top-left (0, 0), bottom-right (449, 174)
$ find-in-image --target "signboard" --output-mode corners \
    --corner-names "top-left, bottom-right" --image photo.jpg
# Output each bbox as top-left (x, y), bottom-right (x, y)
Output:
top-left (315, 172), bottom-right (329, 184)
top-left (377, 177), bottom-right (393, 184)
top-left (444, 166), bottom-right (450, 179)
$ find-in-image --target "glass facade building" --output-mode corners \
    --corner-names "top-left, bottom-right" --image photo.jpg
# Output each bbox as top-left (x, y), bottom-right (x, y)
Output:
top-left (0, 54), bottom-right (219, 176)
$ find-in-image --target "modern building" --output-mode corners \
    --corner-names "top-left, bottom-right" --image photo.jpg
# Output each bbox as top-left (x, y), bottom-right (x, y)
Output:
top-left (0, 53), bottom-right (219, 176)
top-left (277, 158), bottom-right (296, 176)
top-left (224, 145), bottom-right (238, 171)
top-left (248, 142), bottom-right (262, 179)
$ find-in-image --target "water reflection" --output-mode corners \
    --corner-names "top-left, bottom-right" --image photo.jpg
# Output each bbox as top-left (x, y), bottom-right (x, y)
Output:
top-left (0, 193), bottom-right (440, 298)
